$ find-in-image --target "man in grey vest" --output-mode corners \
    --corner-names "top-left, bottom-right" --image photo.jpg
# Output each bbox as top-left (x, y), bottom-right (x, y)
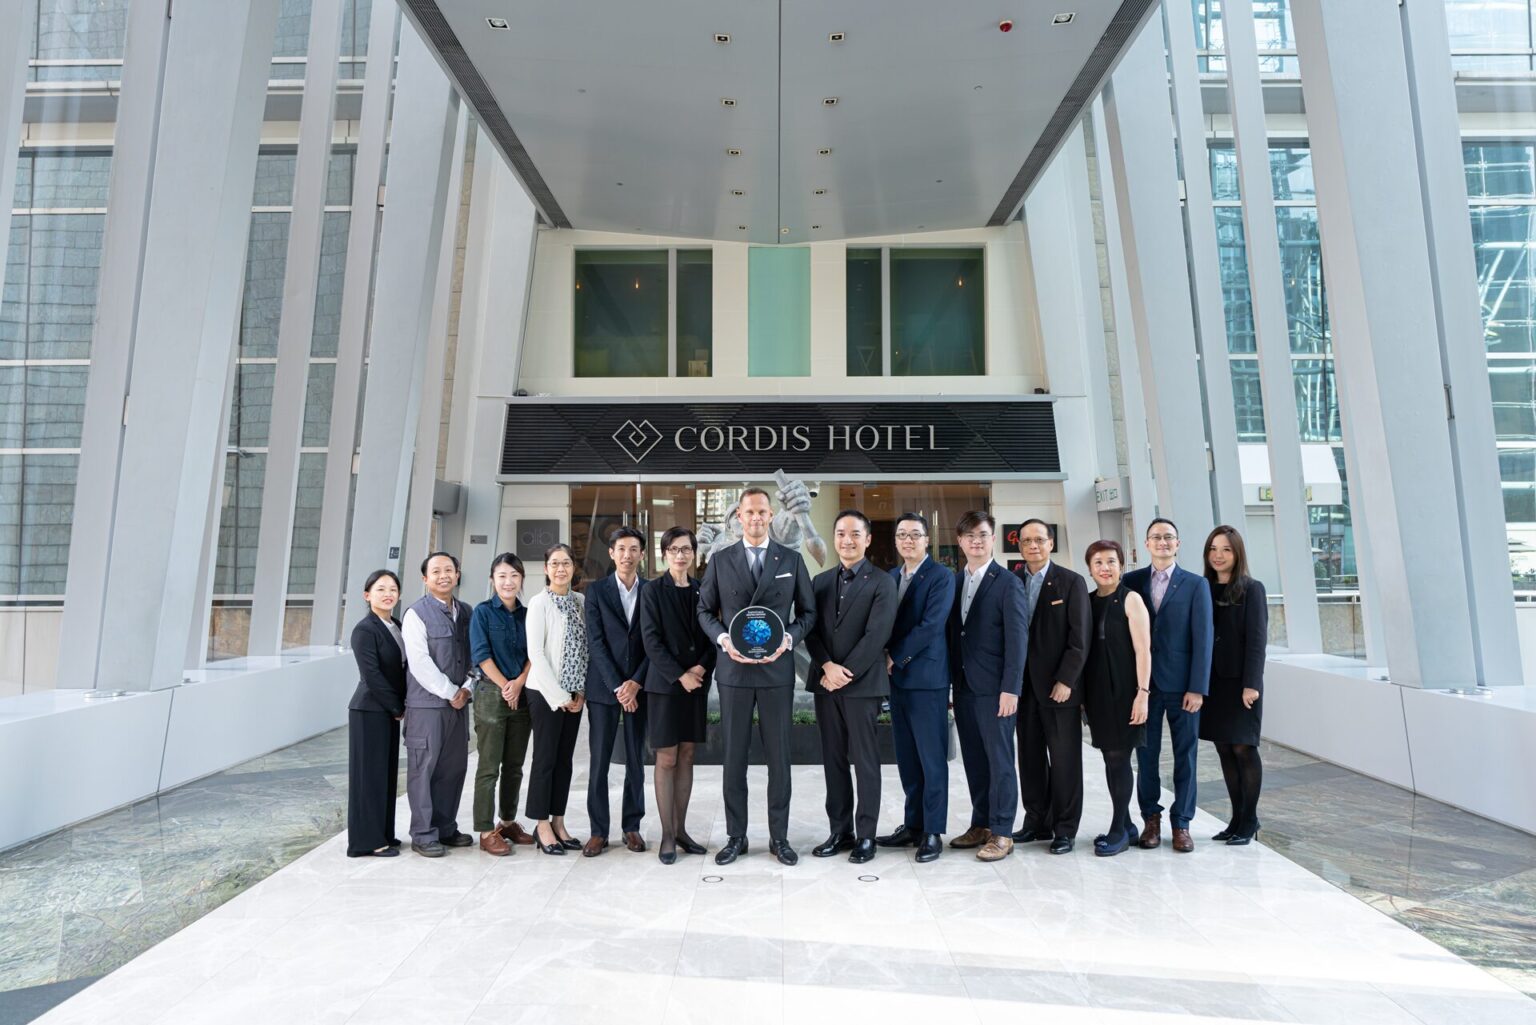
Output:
top-left (401, 551), bottom-right (476, 857)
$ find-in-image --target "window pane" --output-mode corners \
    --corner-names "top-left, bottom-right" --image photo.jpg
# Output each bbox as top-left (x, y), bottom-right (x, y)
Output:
top-left (0, 456), bottom-right (17, 593)
top-left (748, 247), bottom-right (811, 376)
top-left (1269, 145), bottom-right (1314, 201)
top-left (34, 0), bottom-right (131, 65)
top-left (676, 249), bottom-right (712, 377)
top-left (1209, 145), bottom-right (1240, 202)
top-left (1, 214), bottom-right (106, 360)
top-left (287, 452), bottom-right (326, 592)
top-left (1464, 143), bottom-right (1535, 200)
top-left (1215, 207), bottom-right (1255, 354)
top-left (310, 210), bottom-right (349, 358)
top-left (1277, 208), bottom-right (1329, 354)
top-left (25, 365), bottom-right (88, 448)
top-left (1443, 0), bottom-right (1531, 58)
top-left (1490, 360), bottom-right (1536, 440)
top-left (1469, 205), bottom-right (1536, 353)
top-left (272, 0), bottom-right (313, 74)
top-left (215, 453), bottom-right (266, 595)
top-left (1294, 357), bottom-right (1340, 442)
top-left (20, 454), bottom-right (77, 595)
top-left (302, 361), bottom-right (335, 446)
top-left (21, 151), bottom-right (113, 208)
top-left (1230, 359), bottom-right (1265, 442)
top-left (890, 248), bottom-right (984, 376)
top-left (230, 363), bottom-right (275, 449)
top-left (846, 248), bottom-right (882, 375)
top-left (573, 250), bottom-right (667, 377)
top-left (326, 148), bottom-right (355, 207)
top-left (341, 0), bottom-right (372, 58)
top-left (0, 219), bottom-right (29, 361)
top-left (240, 212), bottom-right (290, 357)
top-left (252, 153), bottom-right (297, 207)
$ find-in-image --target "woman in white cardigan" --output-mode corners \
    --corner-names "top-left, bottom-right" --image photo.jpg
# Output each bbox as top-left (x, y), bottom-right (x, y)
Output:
top-left (523, 543), bottom-right (588, 855)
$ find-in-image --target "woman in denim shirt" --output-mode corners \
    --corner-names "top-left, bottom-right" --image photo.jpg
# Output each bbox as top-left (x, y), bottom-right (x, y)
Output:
top-left (468, 552), bottom-right (534, 856)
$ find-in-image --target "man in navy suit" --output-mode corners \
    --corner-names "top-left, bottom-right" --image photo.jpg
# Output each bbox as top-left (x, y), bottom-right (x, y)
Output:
top-left (1122, 517), bottom-right (1213, 854)
top-left (946, 510), bottom-right (1029, 862)
top-left (875, 512), bottom-right (954, 864)
top-left (583, 526), bottom-right (650, 857)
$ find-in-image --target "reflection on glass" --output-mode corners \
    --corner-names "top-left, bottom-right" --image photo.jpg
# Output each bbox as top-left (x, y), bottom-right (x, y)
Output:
top-left (574, 250), bottom-right (668, 377)
top-left (846, 248), bottom-right (882, 376)
top-left (890, 248), bottom-right (984, 376)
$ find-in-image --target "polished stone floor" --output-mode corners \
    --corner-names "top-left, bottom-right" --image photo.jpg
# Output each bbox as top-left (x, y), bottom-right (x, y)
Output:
top-left (3, 723), bottom-right (1532, 1025)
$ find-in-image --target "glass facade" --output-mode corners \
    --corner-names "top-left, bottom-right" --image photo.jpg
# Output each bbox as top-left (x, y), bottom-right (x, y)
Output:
top-left (844, 247), bottom-right (986, 377)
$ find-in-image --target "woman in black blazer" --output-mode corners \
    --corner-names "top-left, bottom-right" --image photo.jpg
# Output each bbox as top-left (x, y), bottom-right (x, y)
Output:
top-left (1200, 526), bottom-right (1268, 845)
top-left (346, 569), bottom-right (408, 857)
top-left (638, 526), bottom-right (716, 864)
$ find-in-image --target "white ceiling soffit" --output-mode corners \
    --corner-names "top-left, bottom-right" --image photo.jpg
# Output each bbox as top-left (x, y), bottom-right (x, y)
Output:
top-left (398, 0), bottom-right (1158, 244)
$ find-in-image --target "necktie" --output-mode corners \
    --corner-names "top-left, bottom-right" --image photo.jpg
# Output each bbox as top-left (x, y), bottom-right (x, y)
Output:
top-left (750, 546), bottom-right (763, 584)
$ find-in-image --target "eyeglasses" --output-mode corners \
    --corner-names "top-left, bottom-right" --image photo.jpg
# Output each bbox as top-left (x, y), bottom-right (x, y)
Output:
top-left (1147, 533), bottom-right (1178, 543)
top-left (893, 532), bottom-right (927, 541)
top-left (1018, 537), bottom-right (1050, 548)
top-left (664, 546), bottom-right (694, 556)
top-left (960, 531), bottom-right (993, 542)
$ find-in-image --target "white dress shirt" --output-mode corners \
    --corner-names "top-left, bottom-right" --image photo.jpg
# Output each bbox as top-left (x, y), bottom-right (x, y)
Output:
top-left (401, 599), bottom-right (472, 701)
top-left (616, 573), bottom-right (640, 624)
top-left (961, 563), bottom-right (989, 624)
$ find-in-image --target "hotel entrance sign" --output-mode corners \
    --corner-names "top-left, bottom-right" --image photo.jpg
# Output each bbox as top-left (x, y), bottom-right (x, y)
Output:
top-left (499, 398), bottom-right (1061, 480)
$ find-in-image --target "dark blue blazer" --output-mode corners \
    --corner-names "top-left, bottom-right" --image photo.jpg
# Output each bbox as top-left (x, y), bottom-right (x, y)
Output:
top-left (887, 558), bottom-right (954, 691)
top-left (1122, 563), bottom-right (1213, 695)
top-left (946, 562), bottom-right (1029, 697)
top-left (583, 573), bottom-right (650, 705)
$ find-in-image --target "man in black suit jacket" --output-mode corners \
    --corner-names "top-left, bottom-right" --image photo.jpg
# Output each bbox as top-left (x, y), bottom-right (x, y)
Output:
top-left (947, 510), bottom-right (1029, 862)
top-left (805, 510), bottom-right (898, 864)
top-left (583, 526), bottom-right (650, 857)
top-left (1012, 519), bottom-right (1091, 854)
top-left (698, 487), bottom-right (816, 866)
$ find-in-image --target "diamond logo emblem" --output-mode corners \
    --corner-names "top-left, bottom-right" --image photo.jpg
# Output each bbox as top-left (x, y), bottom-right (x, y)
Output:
top-left (612, 418), bottom-right (664, 463)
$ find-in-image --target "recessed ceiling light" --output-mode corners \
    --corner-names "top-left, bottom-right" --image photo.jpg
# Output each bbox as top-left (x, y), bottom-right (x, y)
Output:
top-left (818, 147), bottom-right (833, 156)
top-left (935, 179), bottom-right (943, 183)
top-left (822, 97), bottom-right (839, 107)
top-left (829, 31), bottom-right (846, 42)
top-left (781, 227), bottom-right (790, 234)
top-left (721, 97), bottom-right (737, 107)
top-left (811, 224), bottom-right (821, 229)
top-left (730, 189), bottom-right (745, 196)
top-left (486, 16), bottom-right (509, 29)
top-left (813, 188), bottom-right (826, 195)
top-left (615, 182), bottom-right (623, 186)
top-left (1052, 12), bottom-right (1075, 25)
top-left (726, 147), bottom-right (742, 156)
top-left (714, 32), bottom-right (731, 43)
top-left (737, 224), bottom-right (748, 230)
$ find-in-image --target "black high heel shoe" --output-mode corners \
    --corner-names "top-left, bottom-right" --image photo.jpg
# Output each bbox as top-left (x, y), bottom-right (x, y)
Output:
top-left (535, 828), bottom-right (566, 855)
top-left (658, 841), bottom-right (678, 865)
top-left (675, 832), bottom-right (707, 856)
top-left (556, 833), bottom-right (581, 851)
top-left (1212, 823), bottom-right (1235, 842)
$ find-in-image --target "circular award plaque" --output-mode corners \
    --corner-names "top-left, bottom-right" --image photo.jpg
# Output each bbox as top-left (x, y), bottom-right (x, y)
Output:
top-left (729, 605), bottom-right (786, 660)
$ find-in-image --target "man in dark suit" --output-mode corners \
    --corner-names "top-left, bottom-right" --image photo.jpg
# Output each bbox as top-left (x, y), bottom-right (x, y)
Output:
top-left (698, 486), bottom-right (816, 866)
top-left (1123, 517), bottom-right (1213, 853)
top-left (946, 510), bottom-right (1029, 862)
top-left (1011, 519), bottom-right (1091, 854)
top-left (583, 526), bottom-right (650, 856)
top-left (805, 509), bottom-right (898, 864)
top-left (876, 512), bottom-right (954, 864)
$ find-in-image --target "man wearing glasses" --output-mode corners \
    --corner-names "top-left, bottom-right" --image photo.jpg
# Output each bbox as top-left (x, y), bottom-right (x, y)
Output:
top-left (875, 513), bottom-right (954, 863)
top-left (1122, 518), bottom-right (1213, 853)
top-left (946, 510), bottom-right (1029, 862)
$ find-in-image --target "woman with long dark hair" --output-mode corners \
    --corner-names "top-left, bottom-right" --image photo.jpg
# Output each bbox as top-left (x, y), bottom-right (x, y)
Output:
top-left (524, 543), bottom-right (587, 854)
top-left (346, 569), bottom-right (407, 857)
top-left (1080, 541), bottom-right (1150, 856)
top-left (639, 526), bottom-right (716, 864)
top-left (1200, 525), bottom-right (1268, 845)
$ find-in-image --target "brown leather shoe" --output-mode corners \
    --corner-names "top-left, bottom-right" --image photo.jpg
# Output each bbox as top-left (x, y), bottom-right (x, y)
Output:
top-left (950, 825), bottom-right (992, 849)
top-left (582, 836), bottom-right (609, 858)
top-left (1172, 827), bottom-right (1194, 853)
top-left (623, 831), bottom-right (647, 853)
top-left (976, 835), bottom-right (1014, 862)
top-left (498, 821), bottom-right (534, 845)
top-left (1138, 813), bottom-right (1162, 850)
top-left (479, 831), bottom-right (511, 857)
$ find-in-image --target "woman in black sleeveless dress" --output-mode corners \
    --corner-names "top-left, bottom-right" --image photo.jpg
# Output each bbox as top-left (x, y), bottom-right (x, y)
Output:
top-left (1200, 526), bottom-right (1268, 845)
top-left (1081, 540), bottom-right (1151, 856)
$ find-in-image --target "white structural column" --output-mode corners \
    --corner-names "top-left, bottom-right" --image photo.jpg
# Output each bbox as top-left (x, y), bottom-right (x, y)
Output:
top-left (1100, 23), bottom-right (1218, 551)
top-left (442, 137), bottom-right (539, 567)
top-left (1400, 0), bottom-right (1522, 685)
top-left (309, 0), bottom-right (400, 646)
top-left (1025, 124), bottom-right (1115, 558)
top-left (1089, 98), bottom-right (1158, 546)
top-left (400, 107), bottom-right (470, 604)
top-left (1221, 0), bottom-right (1322, 652)
top-left (88, 1), bottom-right (282, 690)
top-left (247, 0), bottom-right (347, 654)
top-left (0, 0), bottom-right (36, 261)
top-left (1290, 0), bottom-right (1479, 688)
top-left (1162, 0), bottom-right (1248, 530)
top-left (338, 26), bottom-right (460, 631)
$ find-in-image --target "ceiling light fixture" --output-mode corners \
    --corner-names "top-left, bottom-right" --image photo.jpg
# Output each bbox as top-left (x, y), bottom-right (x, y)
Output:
top-left (737, 224), bottom-right (748, 230)
top-left (814, 188), bottom-right (826, 195)
top-left (721, 97), bottom-right (737, 107)
top-left (811, 224), bottom-right (821, 229)
top-left (822, 97), bottom-right (839, 107)
top-left (714, 32), bottom-right (731, 43)
top-left (1052, 12), bottom-right (1075, 24)
top-left (730, 189), bottom-right (745, 196)
top-left (486, 16), bottom-right (509, 29)
top-left (726, 148), bottom-right (742, 156)
top-left (829, 31), bottom-right (846, 42)
top-left (817, 147), bottom-right (833, 156)
top-left (781, 227), bottom-right (791, 234)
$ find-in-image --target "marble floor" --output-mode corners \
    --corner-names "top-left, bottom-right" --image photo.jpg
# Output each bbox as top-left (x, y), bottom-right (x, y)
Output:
top-left (8, 725), bottom-right (1535, 1025)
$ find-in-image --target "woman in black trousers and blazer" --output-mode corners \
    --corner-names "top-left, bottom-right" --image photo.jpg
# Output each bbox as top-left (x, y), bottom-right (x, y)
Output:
top-left (639, 526), bottom-right (716, 864)
top-left (1200, 526), bottom-right (1269, 845)
top-left (347, 569), bottom-right (408, 857)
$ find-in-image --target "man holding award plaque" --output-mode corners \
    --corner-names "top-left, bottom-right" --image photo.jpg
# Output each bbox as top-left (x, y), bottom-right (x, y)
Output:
top-left (698, 487), bottom-right (817, 866)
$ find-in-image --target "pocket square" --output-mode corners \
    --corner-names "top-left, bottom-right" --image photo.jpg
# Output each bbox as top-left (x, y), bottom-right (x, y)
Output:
top-left (775, 572), bottom-right (792, 579)
top-left (1050, 599), bottom-right (1064, 606)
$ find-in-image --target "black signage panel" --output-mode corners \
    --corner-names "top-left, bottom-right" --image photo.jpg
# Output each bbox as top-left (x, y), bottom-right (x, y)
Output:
top-left (499, 399), bottom-right (1060, 477)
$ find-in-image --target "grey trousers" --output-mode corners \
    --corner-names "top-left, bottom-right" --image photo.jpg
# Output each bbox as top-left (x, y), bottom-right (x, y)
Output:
top-left (403, 704), bottom-right (469, 844)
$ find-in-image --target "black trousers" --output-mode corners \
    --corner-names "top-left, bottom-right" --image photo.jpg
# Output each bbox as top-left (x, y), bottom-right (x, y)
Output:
top-left (719, 684), bottom-right (793, 840)
top-left (813, 690), bottom-right (883, 839)
top-left (526, 689), bottom-right (582, 820)
top-left (586, 695), bottom-right (648, 838)
top-left (1017, 692), bottom-right (1084, 838)
top-left (347, 709), bottom-right (399, 855)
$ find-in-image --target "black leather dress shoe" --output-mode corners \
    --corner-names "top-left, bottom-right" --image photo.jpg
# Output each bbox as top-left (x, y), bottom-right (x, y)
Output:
top-left (875, 825), bottom-right (919, 848)
top-left (812, 833), bottom-right (855, 857)
top-left (1049, 836), bottom-right (1075, 855)
top-left (915, 833), bottom-right (943, 863)
top-left (849, 838), bottom-right (876, 864)
top-left (715, 836), bottom-right (748, 865)
top-left (1011, 824), bottom-right (1051, 843)
top-left (441, 832), bottom-right (474, 848)
top-left (769, 839), bottom-right (799, 866)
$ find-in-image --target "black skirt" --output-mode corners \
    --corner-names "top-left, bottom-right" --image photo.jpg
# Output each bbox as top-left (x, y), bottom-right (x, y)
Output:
top-left (648, 683), bottom-right (711, 748)
top-left (1199, 673), bottom-right (1262, 745)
